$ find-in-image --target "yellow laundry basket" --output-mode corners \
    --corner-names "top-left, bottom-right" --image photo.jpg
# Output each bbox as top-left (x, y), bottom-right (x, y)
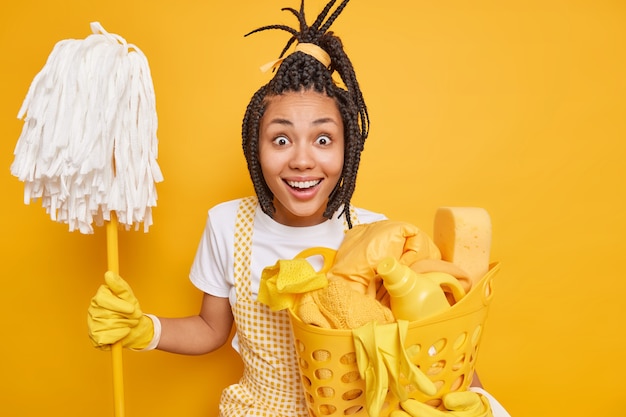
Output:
top-left (289, 262), bottom-right (500, 417)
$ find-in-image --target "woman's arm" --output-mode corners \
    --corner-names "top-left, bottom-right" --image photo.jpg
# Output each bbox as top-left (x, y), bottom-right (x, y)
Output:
top-left (470, 371), bottom-right (483, 388)
top-left (157, 293), bottom-right (234, 355)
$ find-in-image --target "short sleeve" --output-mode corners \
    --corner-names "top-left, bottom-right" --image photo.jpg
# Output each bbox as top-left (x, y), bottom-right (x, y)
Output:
top-left (189, 201), bottom-right (239, 297)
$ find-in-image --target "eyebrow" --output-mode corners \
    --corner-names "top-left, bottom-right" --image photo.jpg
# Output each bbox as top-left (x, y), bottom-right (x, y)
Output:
top-left (266, 117), bottom-right (339, 126)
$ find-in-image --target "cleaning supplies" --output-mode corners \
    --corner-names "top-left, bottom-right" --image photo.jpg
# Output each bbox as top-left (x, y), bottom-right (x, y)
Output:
top-left (352, 320), bottom-right (437, 417)
top-left (258, 257), bottom-right (329, 311)
top-left (376, 257), bottom-right (466, 322)
top-left (11, 22), bottom-right (162, 417)
top-left (393, 391), bottom-right (493, 417)
top-left (328, 220), bottom-right (441, 297)
top-left (296, 277), bottom-right (395, 329)
top-left (433, 207), bottom-right (491, 286)
top-left (11, 22), bottom-right (163, 234)
top-left (257, 247), bottom-right (395, 329)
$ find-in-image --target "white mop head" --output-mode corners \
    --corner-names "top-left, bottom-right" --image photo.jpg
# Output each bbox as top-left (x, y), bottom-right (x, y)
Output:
top-left (11, 22), bottom-right (163, 234)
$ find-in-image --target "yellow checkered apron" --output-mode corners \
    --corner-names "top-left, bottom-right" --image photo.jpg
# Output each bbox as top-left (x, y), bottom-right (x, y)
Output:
top-left (219, 197), bottom-right (357, 417)
top-left (218, 197), bottom-right (307, 417)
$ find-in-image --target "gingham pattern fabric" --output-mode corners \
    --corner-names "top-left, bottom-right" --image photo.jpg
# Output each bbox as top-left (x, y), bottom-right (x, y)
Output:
top-left (219, 197), bottom-right (358, 417)
top-left (219, 197), bottom-right (307, 417)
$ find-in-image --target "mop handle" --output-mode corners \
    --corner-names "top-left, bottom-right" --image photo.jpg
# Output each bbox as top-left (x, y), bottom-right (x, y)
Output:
top-left (106, 215), bottom-right (125, 417)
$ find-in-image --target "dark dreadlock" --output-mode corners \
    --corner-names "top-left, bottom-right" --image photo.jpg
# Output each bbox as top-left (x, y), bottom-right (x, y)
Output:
top-left (242, 0), bottom-right (368, 229)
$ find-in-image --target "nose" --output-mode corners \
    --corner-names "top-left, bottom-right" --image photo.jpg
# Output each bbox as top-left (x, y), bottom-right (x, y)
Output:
top-left (289, 143), bottom-right (315, 170)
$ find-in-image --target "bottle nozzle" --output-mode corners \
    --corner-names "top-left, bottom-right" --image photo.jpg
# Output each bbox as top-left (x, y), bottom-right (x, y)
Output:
top-left (377, 257), bottom-right (409, 286)
top-left (377, 257), bottom-right (397, 276)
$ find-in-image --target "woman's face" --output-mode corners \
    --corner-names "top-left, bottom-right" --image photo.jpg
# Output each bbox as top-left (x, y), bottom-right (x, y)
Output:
top-left (258, 89), bottom-right (344, 227)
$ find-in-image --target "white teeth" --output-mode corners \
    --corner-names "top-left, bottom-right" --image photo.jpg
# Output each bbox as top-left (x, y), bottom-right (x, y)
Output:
top-left (287, 180), bottom-right (321, 189)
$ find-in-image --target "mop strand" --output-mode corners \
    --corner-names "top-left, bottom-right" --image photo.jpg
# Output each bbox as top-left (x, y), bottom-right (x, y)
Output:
top-left (11, 22), bottom-right (163, 234)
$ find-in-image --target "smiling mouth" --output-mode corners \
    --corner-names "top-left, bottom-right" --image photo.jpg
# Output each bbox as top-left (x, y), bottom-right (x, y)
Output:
top-left (286, 179), bottom-right (322, 190)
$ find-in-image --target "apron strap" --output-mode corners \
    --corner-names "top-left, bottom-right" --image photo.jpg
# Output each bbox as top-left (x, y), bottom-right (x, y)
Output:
top-left (233, 196), bottom-right (258, 301)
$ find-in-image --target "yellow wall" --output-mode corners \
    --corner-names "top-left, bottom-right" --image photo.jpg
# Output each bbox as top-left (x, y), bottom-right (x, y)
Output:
top-left (1, 1), bottom-right (624, 416)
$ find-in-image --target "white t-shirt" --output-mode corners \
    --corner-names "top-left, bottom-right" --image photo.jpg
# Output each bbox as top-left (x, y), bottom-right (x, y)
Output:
top-left (190, 198), bottom-right (387, 311)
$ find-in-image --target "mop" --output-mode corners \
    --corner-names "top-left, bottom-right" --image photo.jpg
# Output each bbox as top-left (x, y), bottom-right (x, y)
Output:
top-left (10, 22), bottom-right (163, 417)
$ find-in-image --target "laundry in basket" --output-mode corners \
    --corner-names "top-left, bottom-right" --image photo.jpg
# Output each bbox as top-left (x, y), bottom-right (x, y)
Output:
top-left (258, 218), bottom-right (499, 417)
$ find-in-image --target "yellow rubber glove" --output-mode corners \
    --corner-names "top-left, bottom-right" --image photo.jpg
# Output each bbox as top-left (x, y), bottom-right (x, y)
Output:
top-left (87, 271), bottom-right (154, 350)
top-left (391, 391), bottom-right (493, 417)
top-left (352, 320), bottom-right (437, 417)
top-left (329, 220), bottom-right (441, 297)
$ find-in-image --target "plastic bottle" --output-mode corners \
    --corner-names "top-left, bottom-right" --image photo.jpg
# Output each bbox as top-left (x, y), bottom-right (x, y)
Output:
top-left (376, 256), bottom-right (465, 322)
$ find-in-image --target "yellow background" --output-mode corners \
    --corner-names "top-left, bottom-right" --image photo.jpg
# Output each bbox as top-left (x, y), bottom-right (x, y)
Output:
top-left (1, 1), bottom-right (624, 416)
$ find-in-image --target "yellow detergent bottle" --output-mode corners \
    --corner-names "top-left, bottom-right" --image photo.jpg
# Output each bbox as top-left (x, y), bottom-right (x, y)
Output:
top-left (376, 257), bottom-right (466, 322)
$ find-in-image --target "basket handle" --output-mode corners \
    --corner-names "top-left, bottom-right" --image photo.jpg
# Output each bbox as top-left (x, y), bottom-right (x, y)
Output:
top-left (294, 247), bottom-right (336, 274)
top-left (480, 262), bottom-right (500, 306)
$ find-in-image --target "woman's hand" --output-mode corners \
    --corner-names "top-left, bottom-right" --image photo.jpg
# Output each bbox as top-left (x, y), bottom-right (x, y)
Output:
top-left (87, 271), bottom-right (154, 350)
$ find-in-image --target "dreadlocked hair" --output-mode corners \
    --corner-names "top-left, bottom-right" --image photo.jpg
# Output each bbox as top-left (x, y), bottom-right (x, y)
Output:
top-left (241, 0), bottom-right (368, 229)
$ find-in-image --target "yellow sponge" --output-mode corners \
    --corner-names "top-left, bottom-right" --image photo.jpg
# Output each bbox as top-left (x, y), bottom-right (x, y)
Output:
top-left (433, 207), bottom-right (492, 286)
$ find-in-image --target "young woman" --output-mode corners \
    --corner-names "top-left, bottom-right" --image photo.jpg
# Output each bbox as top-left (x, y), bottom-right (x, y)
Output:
top-left (88, 1), bottom-right (510, 416)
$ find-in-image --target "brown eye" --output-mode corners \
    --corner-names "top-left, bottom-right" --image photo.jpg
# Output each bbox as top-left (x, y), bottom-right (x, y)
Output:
top-left (316, 135), bottom-right (331, 146)
top-left (273, 136), bottom-right (289, 146)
